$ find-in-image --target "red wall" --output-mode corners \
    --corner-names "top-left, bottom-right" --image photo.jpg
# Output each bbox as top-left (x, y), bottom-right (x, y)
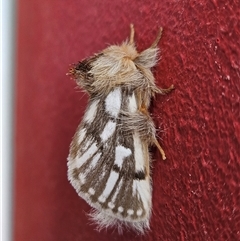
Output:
top-left (14, 0), bottom-right (239, 240)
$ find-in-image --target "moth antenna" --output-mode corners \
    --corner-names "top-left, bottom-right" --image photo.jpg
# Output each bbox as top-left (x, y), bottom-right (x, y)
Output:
top-left (150, 27), bottom-right (163, 48)
top-left (129, 24), bottom-right (135, 45)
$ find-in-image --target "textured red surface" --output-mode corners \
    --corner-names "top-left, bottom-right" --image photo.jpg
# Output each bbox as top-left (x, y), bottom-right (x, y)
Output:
top-left (14, 0), bottom-right (240, 240)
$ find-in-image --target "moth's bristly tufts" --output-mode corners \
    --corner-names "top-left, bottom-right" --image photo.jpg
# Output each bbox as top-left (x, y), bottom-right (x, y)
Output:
top-left (88, 209), bottom-right (150, 234)
top-left (67, 24), bottom-right (174, 235)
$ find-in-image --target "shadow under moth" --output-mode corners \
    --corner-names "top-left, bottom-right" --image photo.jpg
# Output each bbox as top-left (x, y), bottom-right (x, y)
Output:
top-left (67, 24), bottom-right (174, 234)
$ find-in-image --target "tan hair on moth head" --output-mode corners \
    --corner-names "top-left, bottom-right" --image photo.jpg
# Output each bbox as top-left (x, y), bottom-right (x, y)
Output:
top-left (69, 24), bottom-right (165, 96)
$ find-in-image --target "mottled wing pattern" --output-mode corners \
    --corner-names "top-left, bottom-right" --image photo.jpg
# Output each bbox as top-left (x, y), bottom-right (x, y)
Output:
top-left (67, 87), bottom-right (152, 224)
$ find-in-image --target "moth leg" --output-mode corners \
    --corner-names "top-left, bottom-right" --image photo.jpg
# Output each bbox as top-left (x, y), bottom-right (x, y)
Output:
top-left (153, 139), bottom-right (166, 160)
top-left (129, 24), bottom-right (135, 44)
top-left (158, 84), bottom-right (175, 95)
top-left (140, 104), bottom-right (167, 160)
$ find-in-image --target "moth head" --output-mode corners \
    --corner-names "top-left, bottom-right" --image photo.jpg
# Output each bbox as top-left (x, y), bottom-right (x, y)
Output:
top-left (68, 25), bottom-right (163, 95)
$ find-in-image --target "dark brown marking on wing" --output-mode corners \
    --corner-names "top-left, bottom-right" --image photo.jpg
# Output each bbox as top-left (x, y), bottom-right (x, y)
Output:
top-left (113, 164), bottom-right (120, 173)
top-left (134, 170), bottom-right (145, 180)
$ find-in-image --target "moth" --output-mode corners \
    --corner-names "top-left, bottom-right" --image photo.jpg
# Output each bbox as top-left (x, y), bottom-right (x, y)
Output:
top-left (67, 24), bottom-right (174, 234)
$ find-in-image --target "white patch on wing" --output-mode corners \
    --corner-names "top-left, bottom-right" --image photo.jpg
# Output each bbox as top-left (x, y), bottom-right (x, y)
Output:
top-left (88, 188), bottom-right (95, 195)
top-left (98, 171), bottom-right (119, 203)
top-left (100, 120), bottom-right (116, 142)
top-left (118, 206), bottom-right (124, 213)
top-left (79, 173), bottom-right (86, 184)
top-left (135, 180), bottom-right (151, 211)
top-left (108, 202), bottom-right (115, 209)
top-left (132, 180), bottom-right (137, 196)
top-left (115, 145), bottom-right (132, 168)
top-left (83, 100), bottom-right (99, 123)
top-left (128, 92), bottom-right (137, 113)
top-left (133, 132), bottom-right (145, 171)
top-left (98, 196), bottom-right (106, 203)
top-left (137, 209), bottom-right (143, 216)
top-left (77, 128), bottom-right (86, 144)
top-left (90, 152), bottom-right (101, 169)
top-left (105, 88), bottom-right (121, 118)
top-left (127, 209), bottom-right (134, 215)
top-left (76, 142), bottom-right (98, 168)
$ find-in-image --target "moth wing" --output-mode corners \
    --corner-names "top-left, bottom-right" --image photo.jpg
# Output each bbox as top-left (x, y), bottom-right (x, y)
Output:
top-left (67, 87), bottom-right (152, 231)
top-left (67, 132), bottom-right (152, 222)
